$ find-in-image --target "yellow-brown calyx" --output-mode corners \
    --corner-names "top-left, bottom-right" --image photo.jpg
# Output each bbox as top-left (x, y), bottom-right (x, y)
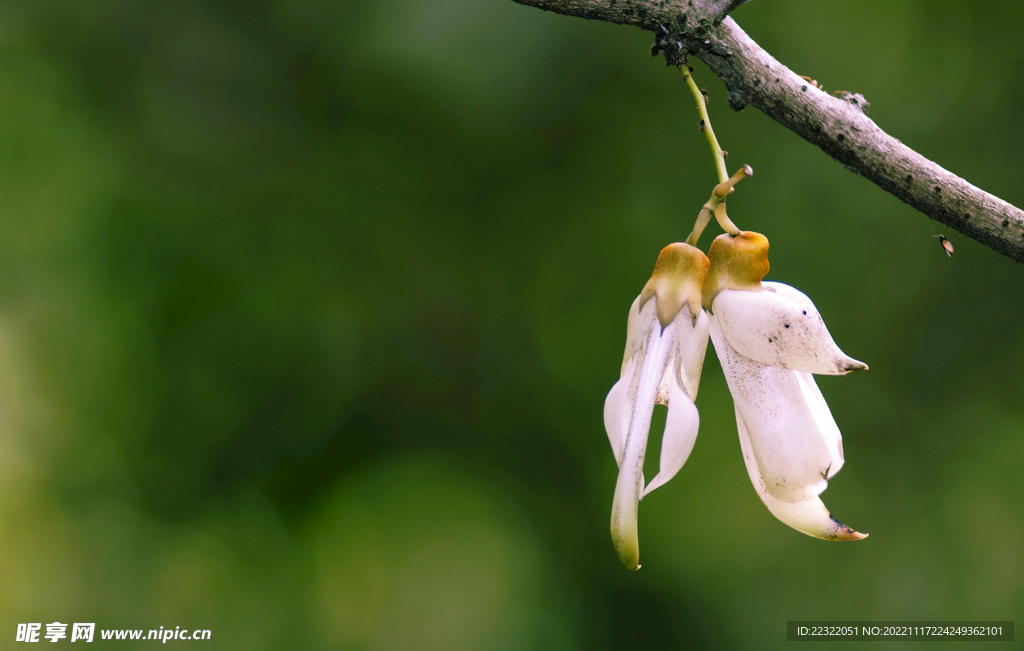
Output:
top-left (702, 231), bottom-right (770, 312)
top-left (639, 242), bottom-right (710, 328)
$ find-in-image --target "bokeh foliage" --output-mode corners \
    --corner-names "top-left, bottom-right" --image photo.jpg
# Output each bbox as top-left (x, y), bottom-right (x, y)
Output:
top-left (1, 0), bottom-right (1022, 649)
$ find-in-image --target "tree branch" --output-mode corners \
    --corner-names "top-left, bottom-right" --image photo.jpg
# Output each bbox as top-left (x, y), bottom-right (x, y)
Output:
top-left (511, 0), bottom-right (1024, 262)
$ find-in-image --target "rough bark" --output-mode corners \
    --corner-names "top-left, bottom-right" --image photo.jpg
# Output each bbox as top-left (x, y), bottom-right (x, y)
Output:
top-left (512, 0), bottom-right (1024, 262)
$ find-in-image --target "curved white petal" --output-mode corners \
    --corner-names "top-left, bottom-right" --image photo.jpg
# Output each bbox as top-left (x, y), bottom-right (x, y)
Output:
top-left (713, 283), bottom-right (867, 375)
top-left (735, 407), bottom-right (867, 540)
top-left (609, 306), bottom-right (673, 570)
top-left (610, 469), bottom-right (641, 569)
top-left (620, 295), bottom-right (658, 377)
top-left (795, 370), bottom-right (844, 477)
top-left (603, 371), bottom-right (630, 465)
top-left (606, 297), bottom-right (662, 465)
top-left (643, 374), bottom-right (699, 497)
top-left (710, 314), bottom-right (833, 503)
top-left (667, 305), bottom-right (710, 401)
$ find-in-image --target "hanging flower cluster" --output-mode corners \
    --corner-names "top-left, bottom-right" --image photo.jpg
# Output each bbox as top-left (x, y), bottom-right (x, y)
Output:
top-left (603, 166), bottom-right (868, 571)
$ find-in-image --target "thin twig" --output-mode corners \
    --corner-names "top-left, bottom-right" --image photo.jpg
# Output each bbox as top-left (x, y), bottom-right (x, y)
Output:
top-left (510, 0), bottom-right (1024, 262)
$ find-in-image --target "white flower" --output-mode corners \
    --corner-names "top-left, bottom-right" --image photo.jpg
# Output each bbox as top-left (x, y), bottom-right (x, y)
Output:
top-left (603, 243), bottom-right (710, 570)
top-left (705, 232), bottom-right (868, 541)
top-left (603, 232), bottom-right (868, 570)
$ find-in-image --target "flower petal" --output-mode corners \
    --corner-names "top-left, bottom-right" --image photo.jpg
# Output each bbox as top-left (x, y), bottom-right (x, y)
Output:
top-left (609, 304), bottom-right (673, 570)
top-left (620, 295), bottom-right (658, 377)
top-left (735, 407), bottom-right (867, 540)
top-left (712, 283), bottom-right (867, 375)
top-left (710, 314), bottom-right (833, 503)
top-left (795, 370), bottom-right (844, 478)
top-left (606, 296), bottom-right (667, 466)
top-left (643, 373), bottom-right (699, 497)
top-left (666, 305), bottom-right (710, 401)
top-left (603, 371), bottom-right (630, 466)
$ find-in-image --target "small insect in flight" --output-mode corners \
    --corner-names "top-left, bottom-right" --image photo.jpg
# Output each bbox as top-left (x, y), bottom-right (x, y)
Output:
top-left (933, 233), bottom-right (954, 256)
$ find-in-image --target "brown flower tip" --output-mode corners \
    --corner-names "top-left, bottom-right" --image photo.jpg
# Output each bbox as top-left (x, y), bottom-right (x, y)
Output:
top-left (639, 243), bottom-right (710, 328)
top-left (703, 231), bottom-right (770, 312)
top-left (827, 515), bottom-right (869, 541)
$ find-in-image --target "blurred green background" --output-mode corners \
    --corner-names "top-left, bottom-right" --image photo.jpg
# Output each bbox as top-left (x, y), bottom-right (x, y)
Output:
top-left (1, 0), bottom-right (1022, 648)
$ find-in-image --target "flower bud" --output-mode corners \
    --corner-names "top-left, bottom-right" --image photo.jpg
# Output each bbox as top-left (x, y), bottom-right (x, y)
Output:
top-left (639, 242), bottom-right (709, 328)
top-left (702, 231), bottom-right (770, 311)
